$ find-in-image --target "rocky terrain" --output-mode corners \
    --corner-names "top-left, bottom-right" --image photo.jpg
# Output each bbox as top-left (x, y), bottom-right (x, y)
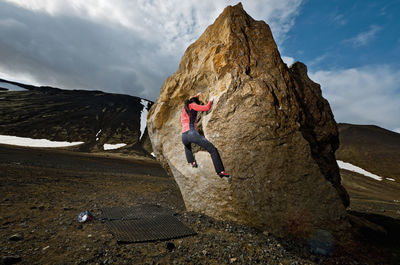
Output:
top-left (0, 78), bottom-right (152, 156)
top-left (148, 3), bottom-right (348, 237)
top-left (1, 144), bottom-right (399, 265)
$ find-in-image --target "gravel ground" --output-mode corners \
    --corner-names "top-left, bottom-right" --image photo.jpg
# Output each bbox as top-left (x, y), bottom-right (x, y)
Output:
top-left (1, 145), bottom-right (398, 265)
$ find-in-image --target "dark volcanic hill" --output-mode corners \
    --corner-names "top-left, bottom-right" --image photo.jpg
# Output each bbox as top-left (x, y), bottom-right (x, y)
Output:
top-left (0, 78), bottom-right (152, 155)
top-left (337, 123), bottom-right (400, 180)
top-left (336, 123), bottom-right (400, 219)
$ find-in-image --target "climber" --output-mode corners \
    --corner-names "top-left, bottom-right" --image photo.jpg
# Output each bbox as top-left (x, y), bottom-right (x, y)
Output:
top-left (181, 93), bottom-right (230, 178)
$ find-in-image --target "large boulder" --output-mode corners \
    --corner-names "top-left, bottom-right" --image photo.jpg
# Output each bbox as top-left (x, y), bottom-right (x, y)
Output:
top-left (147, 3), bottom-right (349, 237)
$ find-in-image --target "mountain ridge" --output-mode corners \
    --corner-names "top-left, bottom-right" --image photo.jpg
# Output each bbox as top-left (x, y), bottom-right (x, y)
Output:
top-left (0, 78), bottom-right (153, 156)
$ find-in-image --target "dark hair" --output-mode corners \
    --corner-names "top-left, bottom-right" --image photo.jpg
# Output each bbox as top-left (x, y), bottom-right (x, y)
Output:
top-left (184, 97), bottom-right (200, 114)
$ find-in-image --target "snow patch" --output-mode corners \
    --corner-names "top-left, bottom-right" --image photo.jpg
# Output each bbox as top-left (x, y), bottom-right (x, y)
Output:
top-left (0, 82), bottom-right (26, 91)
top-left (0, 135), bottom-right (83, 147)
top-left (139, 99), bottom-right (149, 140)
top-left (337, 160), bottom-right (383, 181)
top-left (151, 152), bottom-right (156, 158)
top-left (386, 178), bottom-right (395, 182)
top-left (95, 129), bottom-right (102, 141)
top-left (103, 143), bottom-right (126, 150)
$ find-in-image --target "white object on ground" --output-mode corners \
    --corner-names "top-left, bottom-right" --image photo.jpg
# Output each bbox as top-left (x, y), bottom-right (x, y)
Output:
top-left (151, 152), bottom-right (156, 158)
top-left (0, 82), bottom-right (26, 91)
top-left (337, 160), bottom-right (383, 181)
top-left (139, 99), bottom-right (149, 140)
top-left (103, 143), bottom-right (126, 150)
top-left (386, 178), bottom-right (395, 182)
top-left (0, 135), bottom-right (83, 147)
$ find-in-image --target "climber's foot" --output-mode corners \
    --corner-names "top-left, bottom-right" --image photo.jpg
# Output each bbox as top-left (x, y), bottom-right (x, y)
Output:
top-left (191, 161), bottom-right (198, 168)
top-left (218, 171), bottom-right (230, 178)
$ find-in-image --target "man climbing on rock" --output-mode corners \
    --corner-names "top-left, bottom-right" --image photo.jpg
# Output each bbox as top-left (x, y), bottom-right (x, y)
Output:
top-left (181, 93), bottom-right (230, 178)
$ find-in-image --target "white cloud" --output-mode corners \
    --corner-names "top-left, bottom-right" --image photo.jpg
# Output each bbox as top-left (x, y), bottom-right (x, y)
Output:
top-left (282, 56), bottom-right (295, 66)
top-left (3, 0), bottom-right (303, 53)
top-left (0, 67), bottom-right (41, 86)
top-left (332, 13), bottom-right (347, 26)
top-left (310, 65), bottom-right (400, 131)
top-left (309, 54), bottom-right (329, 67)
top-left (0, 0), bottom-right (304, 100)
top-left (345, 25), bottom-right (381, 47)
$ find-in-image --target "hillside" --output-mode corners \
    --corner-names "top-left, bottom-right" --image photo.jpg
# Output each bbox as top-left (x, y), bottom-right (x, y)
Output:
top-left (336, 123), bottom-right (400, 219)
top-left (337, 123), bottom-right (400, 180)
top-left (0, 78), bottom-right (152, 156)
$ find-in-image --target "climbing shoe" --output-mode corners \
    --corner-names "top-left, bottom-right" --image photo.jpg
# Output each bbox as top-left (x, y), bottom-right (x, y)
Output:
top-left (218, 171), bottom-right (230, 178)
top-left (191, 161), bottom-right (198, 168)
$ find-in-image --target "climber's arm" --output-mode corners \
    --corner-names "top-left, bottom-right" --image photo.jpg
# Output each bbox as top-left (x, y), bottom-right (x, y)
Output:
top-left (190, 100), bottom-right (213, 112)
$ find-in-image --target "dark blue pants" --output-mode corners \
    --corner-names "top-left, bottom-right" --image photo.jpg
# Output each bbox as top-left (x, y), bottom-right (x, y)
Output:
top-left (182, 129), bottom-right (225, 173)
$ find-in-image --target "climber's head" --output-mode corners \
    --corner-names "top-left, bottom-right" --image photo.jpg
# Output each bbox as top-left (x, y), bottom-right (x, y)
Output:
top-left (184, 96), bottom-right (201, 114)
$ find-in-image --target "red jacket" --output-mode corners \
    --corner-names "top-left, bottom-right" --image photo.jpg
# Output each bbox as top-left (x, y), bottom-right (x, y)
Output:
top-left (181, 100), bottom-right (213, 133)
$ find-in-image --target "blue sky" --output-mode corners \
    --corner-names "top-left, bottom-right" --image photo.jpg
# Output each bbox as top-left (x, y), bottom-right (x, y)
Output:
top-left (283, 0), bottom-right (400, 70)
top-left (281, 0), bottom-right (400, 132)
top-left (0, 0), bottom-right (399, 132)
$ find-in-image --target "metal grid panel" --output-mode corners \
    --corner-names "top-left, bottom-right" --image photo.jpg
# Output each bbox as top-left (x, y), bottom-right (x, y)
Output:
top-left (105, 215), bottom-right (196, 243)
top-left (100, 205), bottom-right (196, 243)
top-left (100, 204), bottom-right (174, 220)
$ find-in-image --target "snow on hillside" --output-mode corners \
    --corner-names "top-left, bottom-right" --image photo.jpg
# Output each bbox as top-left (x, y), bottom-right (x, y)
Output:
top-left (337, 160), bottom-right (383, 181)
top-left (0, 135), bottom-right (83, 147)
top-left (103, 143), bottom-right (126, 150)
top-left (0, 82), bottom-right (26, 91)
top-left (96, 129), bottom-right (102, 141)
top-left (139, 99), bottom-right (149, 140)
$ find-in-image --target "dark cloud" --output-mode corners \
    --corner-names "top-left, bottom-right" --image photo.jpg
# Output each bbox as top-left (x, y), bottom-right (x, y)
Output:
top-left (0, 0), bottom-right (303, 101)
top-left (0, 1), bottom-right (178, 100)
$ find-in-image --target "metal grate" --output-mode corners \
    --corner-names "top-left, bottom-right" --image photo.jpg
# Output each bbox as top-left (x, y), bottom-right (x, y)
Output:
top-left (100, 204), bottom-right (196, 243)
top-left (99, 204), bottom-right (174, 220)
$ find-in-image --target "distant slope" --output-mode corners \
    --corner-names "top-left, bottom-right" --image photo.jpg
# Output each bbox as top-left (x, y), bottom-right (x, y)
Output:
top-left (336, 123), bottom-right (400, 219)
top-left (0, 78), bottom-right (153, 155)
top-left (337, 123), bottom-right (400, 180)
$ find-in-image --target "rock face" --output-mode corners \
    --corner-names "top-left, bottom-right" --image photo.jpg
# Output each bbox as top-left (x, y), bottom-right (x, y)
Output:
top-left (147, 3), bottom-right (349, 237)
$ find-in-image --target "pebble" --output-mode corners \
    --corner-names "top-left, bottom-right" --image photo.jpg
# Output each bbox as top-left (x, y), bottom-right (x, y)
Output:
top-left (42, 245), bottom-right (50, 251)
top-left (2, 255), bottom-right (22, 265)
top-left (165, 242), bottom-right (175, 252)
top-left (9, 233), bottom-right (24, 241)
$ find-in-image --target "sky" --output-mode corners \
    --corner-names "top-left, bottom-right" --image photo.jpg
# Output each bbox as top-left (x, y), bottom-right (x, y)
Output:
top-left (0, 0), bottom-right (399, 132)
